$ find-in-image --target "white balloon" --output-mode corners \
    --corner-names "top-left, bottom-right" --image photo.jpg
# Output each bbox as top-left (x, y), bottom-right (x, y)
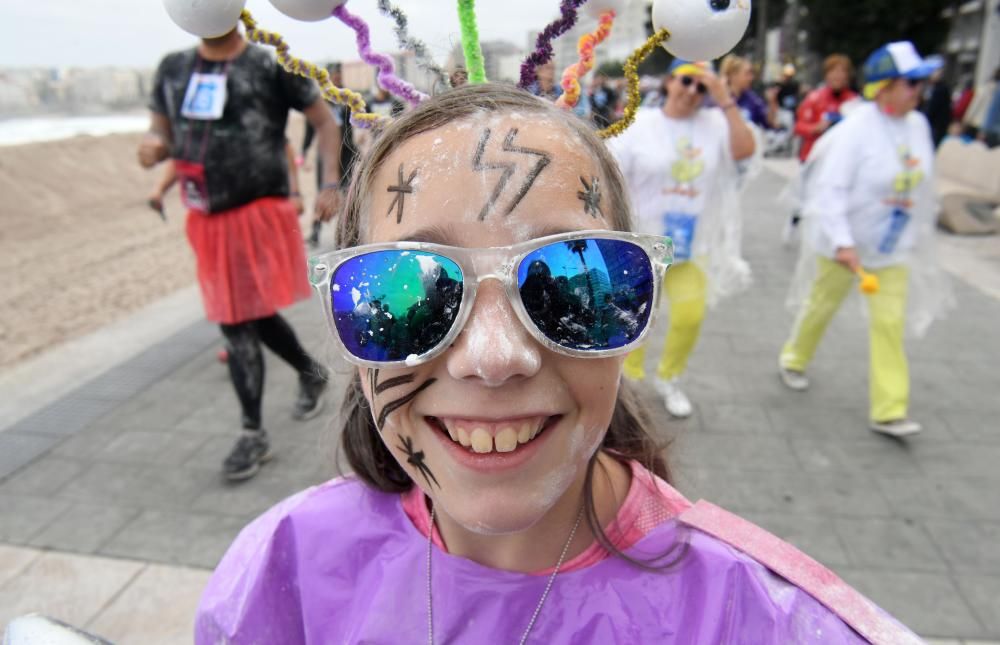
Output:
top-left (651, 0), bottom-right (751, 62)
top-left (268, 0), bottom-right (347, 21)
top-left (585, 0), bottom-right (629, 19)
top-left (163, 0), bottom-right (246, 38)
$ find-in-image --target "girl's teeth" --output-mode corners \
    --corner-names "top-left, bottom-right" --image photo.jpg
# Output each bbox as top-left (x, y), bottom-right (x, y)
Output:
top-left (517, 422), bottom-right (532, 444)
top-left (494, 427), bottom-right (518, 453)
top-left (445, 424), bottom-right (459, 443)
top-left (457, 427), bottom-right (472, 447)
top-left (470, 427), bottom-right (493, 454)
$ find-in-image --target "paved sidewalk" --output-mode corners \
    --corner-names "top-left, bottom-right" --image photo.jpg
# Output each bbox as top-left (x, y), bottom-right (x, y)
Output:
top-left (1, 165), bottom-right (998, 642)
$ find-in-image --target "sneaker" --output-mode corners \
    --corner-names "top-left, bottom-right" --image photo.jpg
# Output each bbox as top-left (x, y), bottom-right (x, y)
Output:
top-left (223, 431), bottom-right (273, 481)
top-left (293, 367), bottom-right (328, 420)
top-left (654, 378), bottom-right (693, 418)
top-left (778, 366), bottom-right (810, 391)
top-left (870, 419), bottom-right (922, 438)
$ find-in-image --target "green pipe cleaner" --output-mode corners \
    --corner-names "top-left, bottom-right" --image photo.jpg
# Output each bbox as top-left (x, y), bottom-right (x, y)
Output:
top-left (457, 0), bottom-right (487, 83)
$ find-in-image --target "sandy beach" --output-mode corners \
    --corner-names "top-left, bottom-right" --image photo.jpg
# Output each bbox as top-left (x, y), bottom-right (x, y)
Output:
top-left (0, 115), bottom-right (313, 369)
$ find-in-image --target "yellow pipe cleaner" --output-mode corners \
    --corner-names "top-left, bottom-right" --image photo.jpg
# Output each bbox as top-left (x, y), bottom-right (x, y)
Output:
top-left (598, 28), bottom-right (670, 139)
top-left (239, 9), bottom-right (387, 129)
top-left (556, 10), bottom-right (616, 109)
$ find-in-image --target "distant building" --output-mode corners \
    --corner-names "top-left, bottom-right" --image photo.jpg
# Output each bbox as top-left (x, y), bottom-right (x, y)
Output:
top-left (943, 0), bottom-right (1000, 87)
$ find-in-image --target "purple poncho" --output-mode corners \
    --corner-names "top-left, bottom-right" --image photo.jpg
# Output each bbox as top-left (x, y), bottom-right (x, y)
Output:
top-left (196, 476), bottom-right (919, 644)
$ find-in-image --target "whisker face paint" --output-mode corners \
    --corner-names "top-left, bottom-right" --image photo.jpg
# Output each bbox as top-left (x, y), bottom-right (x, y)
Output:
top-left (367, 368), bottom-right (437, 432)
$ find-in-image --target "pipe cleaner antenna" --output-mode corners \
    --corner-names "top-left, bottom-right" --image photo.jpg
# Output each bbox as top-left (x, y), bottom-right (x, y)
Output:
top-left (556, 10), bottom-right (615, 109)
top-left (457, 0), bottom-right (487, 83)
top-left (519, 0), bottom-right (587, 89)
top-left (333, 4), bottom-right (428, 106)
top-left (598, 28), bottom-right (670, 139)
top-left (376, 0), bottom-right (450, 89)
top-left (239, 10), bottom-right (386, 129)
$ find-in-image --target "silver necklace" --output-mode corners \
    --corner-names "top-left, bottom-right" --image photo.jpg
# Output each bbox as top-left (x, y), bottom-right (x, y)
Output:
top-left (426, 504), bottom-right (585, 645)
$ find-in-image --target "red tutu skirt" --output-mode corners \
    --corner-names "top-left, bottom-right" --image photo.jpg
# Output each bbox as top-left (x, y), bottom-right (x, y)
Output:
top-left (186, 196), bottom-right (311, 324)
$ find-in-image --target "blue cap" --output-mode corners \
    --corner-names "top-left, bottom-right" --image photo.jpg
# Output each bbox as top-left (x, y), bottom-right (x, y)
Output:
top-left (863, 41), bottom-right (943, 83)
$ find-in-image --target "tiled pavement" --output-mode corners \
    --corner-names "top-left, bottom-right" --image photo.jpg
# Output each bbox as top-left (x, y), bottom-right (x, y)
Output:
top-left (1, 165), bottom-right (998, 641)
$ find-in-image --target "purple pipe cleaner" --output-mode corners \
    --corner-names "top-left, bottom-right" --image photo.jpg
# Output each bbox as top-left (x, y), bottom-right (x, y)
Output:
top-left (519, 0), bottom-right (588, 89)
top-left (332, 4), bottom-right (428, 107)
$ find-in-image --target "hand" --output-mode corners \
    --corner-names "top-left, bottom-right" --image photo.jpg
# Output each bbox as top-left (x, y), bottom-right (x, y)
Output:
top-left (834, 247), bottom-right (860, 273)
top-left (147, 189), bottom-right (164, 213)
top-left (291, 194), bottom-right (305, 216)
top-left (315, 186), bottom-right (343, 222)
top-left (815, 119), bottom-right (832, 134)
top-left (698, 70), bottom-right (733, 108)
top-left (138, 133), bottom-right (168, 168)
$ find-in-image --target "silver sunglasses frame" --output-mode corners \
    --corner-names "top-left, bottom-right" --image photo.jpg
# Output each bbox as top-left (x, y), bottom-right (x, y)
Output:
top-left (308, 230), bottom-right (674, 369)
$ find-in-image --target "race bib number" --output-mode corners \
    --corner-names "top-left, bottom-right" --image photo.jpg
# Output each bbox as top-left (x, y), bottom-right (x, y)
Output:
top-left (181, 72), bottom-right (228, 121)
top-left (878, 208), bottom-right (911, 254)
top-left (663, 212), bottom-right (698, 261)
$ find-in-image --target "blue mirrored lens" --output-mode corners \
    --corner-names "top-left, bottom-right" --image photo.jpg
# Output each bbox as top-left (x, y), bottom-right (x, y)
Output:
top-left (331, 251), bottom-right (463, 362)
top-left (518, 238), bottom-right (654, 351)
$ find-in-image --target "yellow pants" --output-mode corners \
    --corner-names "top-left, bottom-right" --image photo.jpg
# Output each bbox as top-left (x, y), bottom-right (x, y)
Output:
top-left (623, 261), bottom-right (706, 382)
top-left (780, 257), bottom-right (910, 422)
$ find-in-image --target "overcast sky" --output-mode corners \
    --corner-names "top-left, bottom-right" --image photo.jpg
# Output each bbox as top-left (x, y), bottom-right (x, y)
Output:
top-left (0, 0), bottom-right (555, 69)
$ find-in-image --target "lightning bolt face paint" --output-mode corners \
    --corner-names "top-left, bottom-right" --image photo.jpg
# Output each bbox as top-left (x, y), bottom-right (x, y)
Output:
top-left (360, 113), bottom-right (624, 537)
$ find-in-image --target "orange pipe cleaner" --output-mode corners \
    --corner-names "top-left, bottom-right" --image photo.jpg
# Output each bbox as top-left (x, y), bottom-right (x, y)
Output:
top-left (556, 10), bottom-right (616, 109)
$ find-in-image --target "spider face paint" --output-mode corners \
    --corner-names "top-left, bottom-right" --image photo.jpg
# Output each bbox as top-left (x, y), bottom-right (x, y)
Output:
top-left (397, 433), bottom-right (440, 489)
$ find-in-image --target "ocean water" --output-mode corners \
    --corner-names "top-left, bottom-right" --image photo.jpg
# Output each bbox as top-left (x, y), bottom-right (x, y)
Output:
top-left (0, 113), bottom-right (149, 146)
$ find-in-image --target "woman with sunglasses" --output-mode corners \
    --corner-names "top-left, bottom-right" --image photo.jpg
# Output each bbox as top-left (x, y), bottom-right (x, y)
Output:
top-left (780, 42), bottom-right (954, 437)
top-left (196, 84), bottom-right (916, 643)
top-left (609, 60), bottom-right (754, 418)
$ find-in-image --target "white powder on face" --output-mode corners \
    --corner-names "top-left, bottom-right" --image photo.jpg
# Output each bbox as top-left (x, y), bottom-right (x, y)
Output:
top-left (462, 297), bottom-right (540, 383)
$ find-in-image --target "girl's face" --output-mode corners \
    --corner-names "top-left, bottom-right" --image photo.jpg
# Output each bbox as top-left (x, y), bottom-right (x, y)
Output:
top-left (360, 113), bottom-right (623, 534)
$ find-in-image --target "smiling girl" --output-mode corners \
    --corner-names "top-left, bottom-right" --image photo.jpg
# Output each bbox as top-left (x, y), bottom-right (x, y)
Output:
top-left (195, 84), bottom-right (917, 644)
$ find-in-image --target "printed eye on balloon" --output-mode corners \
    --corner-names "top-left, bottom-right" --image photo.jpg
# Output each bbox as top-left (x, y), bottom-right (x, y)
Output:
top-left (651, 0), bottom-right (751, 62)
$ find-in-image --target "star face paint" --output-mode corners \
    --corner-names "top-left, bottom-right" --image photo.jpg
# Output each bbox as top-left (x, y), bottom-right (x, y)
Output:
top-left (363, 113), bottom-right (624, 536)
top-left (576, 176), bottom-right (605, 219)
top-left (386, 163), bottom-right (418, 224)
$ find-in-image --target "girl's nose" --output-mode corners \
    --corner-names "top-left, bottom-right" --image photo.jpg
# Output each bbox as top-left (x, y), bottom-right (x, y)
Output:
top-left (446, 282), bottom-right (542, 387)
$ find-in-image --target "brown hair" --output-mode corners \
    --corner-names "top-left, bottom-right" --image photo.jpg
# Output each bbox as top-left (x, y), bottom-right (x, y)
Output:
top-left (824, 54), bottom-right (854, 77)
top-left (335, 83), bottom-right (676, 568)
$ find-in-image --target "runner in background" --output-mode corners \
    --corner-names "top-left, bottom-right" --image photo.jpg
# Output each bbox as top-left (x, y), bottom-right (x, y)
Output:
top-left (139, 24), bottom-right (343, 481)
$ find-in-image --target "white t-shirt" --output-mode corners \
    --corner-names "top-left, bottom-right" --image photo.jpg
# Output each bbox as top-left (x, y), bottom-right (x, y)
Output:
top-left (807, 102), bottom-right (935, 268)
top-left (609, 107), bottom-right (732, 260)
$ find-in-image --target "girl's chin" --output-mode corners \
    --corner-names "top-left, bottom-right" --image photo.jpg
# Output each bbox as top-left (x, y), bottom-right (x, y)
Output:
top-left (433, 494), bottom-right (555, 536)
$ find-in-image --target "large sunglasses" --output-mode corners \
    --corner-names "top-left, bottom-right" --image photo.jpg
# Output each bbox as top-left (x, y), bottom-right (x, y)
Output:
top-left (309, 231), bottom-right (674, 368)
top-left (678, 75), bottom-right (708, 94)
